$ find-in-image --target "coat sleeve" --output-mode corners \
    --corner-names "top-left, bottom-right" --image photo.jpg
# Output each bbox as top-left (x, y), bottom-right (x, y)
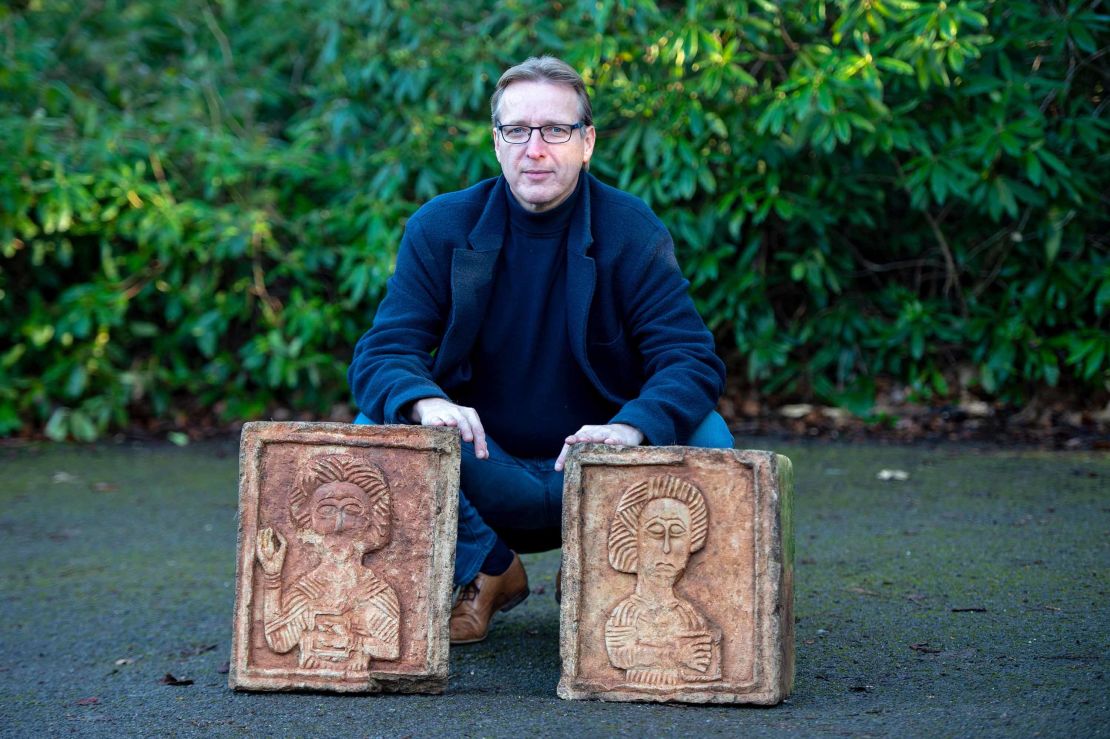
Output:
top-left (347, 217), bottom-right (452, 423)
top-left (607, 226), bottom-right (726, 445)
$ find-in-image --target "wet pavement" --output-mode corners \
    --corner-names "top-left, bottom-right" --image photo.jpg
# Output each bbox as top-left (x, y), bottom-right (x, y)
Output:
top-left (1, 438), bottom-right (1106, 737)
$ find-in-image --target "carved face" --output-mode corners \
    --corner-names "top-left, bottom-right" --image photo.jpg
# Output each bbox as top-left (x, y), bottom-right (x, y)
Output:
top-left (309, 481), bottom-right (372, 540)
top-left (636, 497), bottom-right (692, 585)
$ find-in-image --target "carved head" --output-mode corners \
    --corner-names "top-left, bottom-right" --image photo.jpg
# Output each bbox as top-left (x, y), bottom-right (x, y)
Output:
top-left (608, 475), bottom-right (708, 581)
top-left (290, 453), bottom-right (391, 552)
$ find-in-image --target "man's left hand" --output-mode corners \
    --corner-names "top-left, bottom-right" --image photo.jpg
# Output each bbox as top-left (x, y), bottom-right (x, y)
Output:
top-left (554, 423), bottom-right (644, 472)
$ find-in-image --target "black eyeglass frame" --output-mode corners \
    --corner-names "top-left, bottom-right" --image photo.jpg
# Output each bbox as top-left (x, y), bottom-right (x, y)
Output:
top-left (494, 122), bottom-right (586, 144)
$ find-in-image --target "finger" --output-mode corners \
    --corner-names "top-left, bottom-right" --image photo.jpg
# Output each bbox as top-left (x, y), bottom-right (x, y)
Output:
top-left (554, 443), bottom-right (571, 472)
top-left (463, 408), bottom-right (488, 460)
top-left (455, 414), bottom-right (474, 443)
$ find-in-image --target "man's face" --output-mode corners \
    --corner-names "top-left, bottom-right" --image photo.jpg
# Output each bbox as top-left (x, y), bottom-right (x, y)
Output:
top-left (493, 80), bottom-right (595, 213)
top-left (636, 497), bottom-right (692, 586)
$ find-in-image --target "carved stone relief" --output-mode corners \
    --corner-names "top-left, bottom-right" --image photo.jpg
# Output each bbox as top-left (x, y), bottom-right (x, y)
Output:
top-left (604, 475), bottom-right (722, 687)
top-left (254, 453), bottom-right (400, 673)
top-left (229, 422), bottom-right (458, 693)
top-left (558, 447), bottom-right (794, 705)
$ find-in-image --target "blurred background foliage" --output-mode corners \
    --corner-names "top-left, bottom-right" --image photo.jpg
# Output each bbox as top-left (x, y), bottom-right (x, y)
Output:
top-left (1, 0), bottom-right (1107, 440)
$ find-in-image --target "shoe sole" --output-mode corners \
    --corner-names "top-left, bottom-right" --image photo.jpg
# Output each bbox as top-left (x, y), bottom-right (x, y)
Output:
top-left (498, 588), bottom-right (529, 613)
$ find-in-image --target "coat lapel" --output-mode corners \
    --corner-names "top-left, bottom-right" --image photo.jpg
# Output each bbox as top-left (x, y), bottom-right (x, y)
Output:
top-left (566, 173), bottom-right (617, 401)
top-left (434, 179), bottom-right (506, 374)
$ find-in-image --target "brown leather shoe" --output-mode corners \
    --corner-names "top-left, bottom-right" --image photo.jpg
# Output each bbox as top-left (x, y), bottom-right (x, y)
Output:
top-left (449, 553), bottom-right (529, 644)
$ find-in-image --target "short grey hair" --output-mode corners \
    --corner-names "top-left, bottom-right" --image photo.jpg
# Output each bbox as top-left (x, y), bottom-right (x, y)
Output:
top-left (490, 56), bottom-right (593, 127)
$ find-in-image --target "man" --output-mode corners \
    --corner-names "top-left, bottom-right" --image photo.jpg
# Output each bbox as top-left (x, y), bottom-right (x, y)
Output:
top-left (348, 56), bottom-right (731, 644)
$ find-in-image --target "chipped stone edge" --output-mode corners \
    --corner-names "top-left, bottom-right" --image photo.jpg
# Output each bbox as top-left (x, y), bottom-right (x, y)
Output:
top-left (228, 421), bottom-right (458, 694)
top-left (557, 445), bottom-right (795, 705)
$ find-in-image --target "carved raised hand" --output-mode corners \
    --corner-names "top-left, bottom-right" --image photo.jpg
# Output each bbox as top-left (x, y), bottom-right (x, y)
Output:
top-left (255, 527), bottom-right (287, 576)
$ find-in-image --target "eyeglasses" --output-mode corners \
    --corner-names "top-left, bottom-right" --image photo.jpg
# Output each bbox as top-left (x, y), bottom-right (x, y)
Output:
top-left (495, 122), bottom-right (584, 144)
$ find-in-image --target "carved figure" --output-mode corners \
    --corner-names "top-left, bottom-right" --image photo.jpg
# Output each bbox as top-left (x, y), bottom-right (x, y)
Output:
top-left (255, 453), bottom-right (400, 671)
top-left (605, 474), bottom-right (722, 686)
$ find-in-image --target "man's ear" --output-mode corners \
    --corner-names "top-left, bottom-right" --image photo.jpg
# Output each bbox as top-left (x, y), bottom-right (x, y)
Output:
top-left (492, 127), bottom-right (503, 165)
top-left (582, 125), bottom-right (597, 167)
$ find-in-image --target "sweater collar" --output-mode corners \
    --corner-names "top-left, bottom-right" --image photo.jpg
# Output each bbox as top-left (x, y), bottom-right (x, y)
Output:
top-left (468, 171), bottom-right (594, 256)
top-left (504, 174), bottom-right (581, 236)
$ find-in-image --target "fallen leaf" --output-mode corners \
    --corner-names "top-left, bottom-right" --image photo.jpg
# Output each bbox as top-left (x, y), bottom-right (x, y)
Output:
top-left (905, 592), bottom-right (928, 604)
top-left (53, 471), bottom-right (78, 484)
top-left (76, 697), bottom-right (100, 706)
top-left (951, 607), bottom-right (988, 613)
top-left (91, 482), bottom-right (119, 493)
top-left (114, 658), bottom-right (135, 666)
top-left (849, 684), bottom-right (874, 693)
top-left (178, 643), bottom-right (217, 658)
top-left (877, 469), bottom-right (909, 481)
top-left (779, 404), bottom-right (814, 419)
top-left (160, 673), bottom-right (193, 686)
top-left (910, 643), bottom-right (942, 654)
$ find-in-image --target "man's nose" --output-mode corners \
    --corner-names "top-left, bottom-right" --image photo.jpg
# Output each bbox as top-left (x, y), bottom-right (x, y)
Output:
top-left (524, 130), bottom-right (547, 157)
top-left (662, 530), bottom-right (672, 554)
top-left (334, 510), bottom-right (346, 532)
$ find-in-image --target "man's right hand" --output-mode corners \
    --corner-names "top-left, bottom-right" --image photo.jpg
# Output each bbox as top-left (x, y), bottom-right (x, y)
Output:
top-left (411, 398), bottom-right (488, 460)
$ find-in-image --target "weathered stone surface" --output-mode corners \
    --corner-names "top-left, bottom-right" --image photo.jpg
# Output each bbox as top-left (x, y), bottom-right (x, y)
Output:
top-left (558, 446), bottom-right (794, 705)
top-left (229, 422), bottom-right (459, 693)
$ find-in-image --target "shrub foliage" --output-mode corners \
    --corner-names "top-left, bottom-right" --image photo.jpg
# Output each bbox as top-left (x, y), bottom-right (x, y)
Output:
top-left (1, 0), bottom-right (1107, 439)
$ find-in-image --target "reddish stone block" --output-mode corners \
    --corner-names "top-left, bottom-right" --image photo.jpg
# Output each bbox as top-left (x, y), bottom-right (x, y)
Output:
top-left (558, 446), bottom-right (795, 704)
top-left (229, 422), bottom-right (458, 693)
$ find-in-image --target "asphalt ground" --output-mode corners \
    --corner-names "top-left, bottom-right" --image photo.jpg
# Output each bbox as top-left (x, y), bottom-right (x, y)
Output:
top-left (0, 438), bottom-right (1107, 737)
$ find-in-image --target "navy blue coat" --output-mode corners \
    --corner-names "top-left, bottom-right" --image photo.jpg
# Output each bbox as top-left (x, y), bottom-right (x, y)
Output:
top-left (347, 173), bottom-right (726, 446)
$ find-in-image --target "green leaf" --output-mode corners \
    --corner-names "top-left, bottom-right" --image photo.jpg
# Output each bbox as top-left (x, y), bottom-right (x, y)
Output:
top-left (69, 411), bottom-right (97, 442)
top-left (45, 409), bottom-right (71, 442)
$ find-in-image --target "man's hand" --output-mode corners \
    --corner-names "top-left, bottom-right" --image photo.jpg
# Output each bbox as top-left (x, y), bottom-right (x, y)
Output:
top-left (554, 423), bottom-right (643, 471)
top-left (411, 398), bottom-right (488, 459)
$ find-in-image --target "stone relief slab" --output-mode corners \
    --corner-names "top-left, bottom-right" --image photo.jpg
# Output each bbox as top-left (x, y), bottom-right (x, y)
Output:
top-left (558, 446), bottom-right (794, 705)
top-left (229, 422), bottom-right (458, 693)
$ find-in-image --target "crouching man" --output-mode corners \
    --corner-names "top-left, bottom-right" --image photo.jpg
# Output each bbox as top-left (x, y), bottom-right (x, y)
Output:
top-left (348, 56), bottom-right (731, 644)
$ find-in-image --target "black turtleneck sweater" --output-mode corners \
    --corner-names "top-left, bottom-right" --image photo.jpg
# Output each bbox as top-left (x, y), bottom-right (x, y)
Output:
top-left (455, 177), bottom-right (619, 458)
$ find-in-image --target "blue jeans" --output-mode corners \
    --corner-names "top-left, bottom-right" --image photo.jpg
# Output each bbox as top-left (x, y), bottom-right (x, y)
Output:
top-left (353, 411), bottom-right (734, 586)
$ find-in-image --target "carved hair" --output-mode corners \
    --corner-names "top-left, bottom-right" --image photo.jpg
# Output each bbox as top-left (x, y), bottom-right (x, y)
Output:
top-left (290, 453), bottom-right (391, 550)
top-left (608, 474), bottom-right (708, 574)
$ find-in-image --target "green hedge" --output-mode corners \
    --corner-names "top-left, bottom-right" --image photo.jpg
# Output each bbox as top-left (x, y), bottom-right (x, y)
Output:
top-left (2, 0), bottom-right (1107, 440)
